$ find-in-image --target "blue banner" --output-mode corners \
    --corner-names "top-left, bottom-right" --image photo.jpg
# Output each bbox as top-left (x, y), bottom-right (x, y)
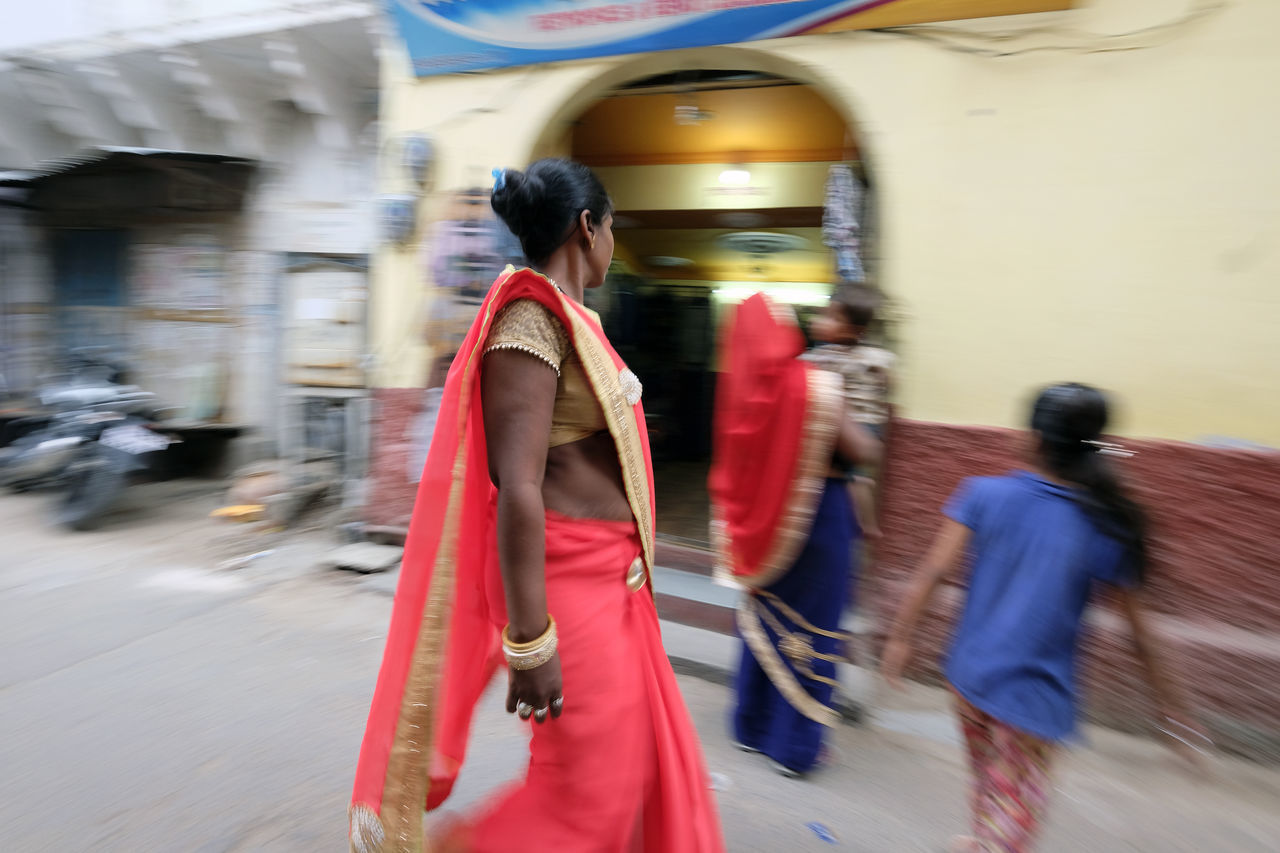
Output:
top-left (389, 0), bottom-right (897, 77)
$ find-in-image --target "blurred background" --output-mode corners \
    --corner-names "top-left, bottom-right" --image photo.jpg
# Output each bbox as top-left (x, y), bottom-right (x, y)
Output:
top-left (1, 1), bottom-right (1278, 850)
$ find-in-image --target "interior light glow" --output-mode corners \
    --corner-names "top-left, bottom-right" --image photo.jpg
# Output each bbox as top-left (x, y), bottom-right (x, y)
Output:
top-left (710, 283), bottom-right (832, 307)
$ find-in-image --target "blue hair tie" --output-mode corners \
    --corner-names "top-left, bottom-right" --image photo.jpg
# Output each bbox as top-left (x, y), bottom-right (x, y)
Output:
top-left (491, 167), bottom-right (506, 191)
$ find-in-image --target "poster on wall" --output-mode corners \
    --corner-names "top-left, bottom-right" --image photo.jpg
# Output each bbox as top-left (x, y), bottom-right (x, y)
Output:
top-left (285, 263), bottom-right (368, 388)
top-left (131, 231), bottom-right (227, 310)
top-left (419, 188), bottom-right (524, 358)
top-left (406, 188), bottom-right (524, 481)
top-left (389, 0), bottom-right (1074, 77)
top-left (175, 234), bottom-right (225, 310)
top-left (130, 320), bottom-right (229, 421)
top-left (132, 246), bottom-right (173, 308)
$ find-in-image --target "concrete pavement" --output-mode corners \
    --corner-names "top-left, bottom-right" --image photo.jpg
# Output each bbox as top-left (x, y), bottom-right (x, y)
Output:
top-left (1, 483), bottom-right (1277, 851)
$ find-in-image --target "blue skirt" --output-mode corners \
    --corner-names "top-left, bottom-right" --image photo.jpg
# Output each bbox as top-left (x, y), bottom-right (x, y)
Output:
top-left (732, 479), bottom-right (858, 773)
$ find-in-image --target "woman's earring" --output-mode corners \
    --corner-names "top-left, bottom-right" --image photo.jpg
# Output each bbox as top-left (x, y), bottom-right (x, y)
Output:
top-left (590, 237), bottom-right (596, 250)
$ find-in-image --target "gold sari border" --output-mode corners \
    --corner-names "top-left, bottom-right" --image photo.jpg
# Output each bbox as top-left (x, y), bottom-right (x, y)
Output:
top-left (736, 596), bottom-right (840, 728)
top-left (561, 303), bottom-right (656, 577)
top-left (350, 803), bottom-right (385, 853)
top-left (372, 267), bottom-right (520, 853)
top-left (757, 589), bottom-right (854, 643)
top-left (710, 507), bottom-right (735, 587)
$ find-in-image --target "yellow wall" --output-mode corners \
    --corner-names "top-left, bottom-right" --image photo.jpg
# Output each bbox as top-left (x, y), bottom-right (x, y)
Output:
top-left (374, 0), bottom-right (1280, 445)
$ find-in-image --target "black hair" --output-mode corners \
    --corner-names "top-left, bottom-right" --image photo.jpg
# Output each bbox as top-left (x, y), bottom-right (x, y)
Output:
top-left (832, 283), bottom-right (882, 328)
top-left (490, 158), bottom-right (612, 266)
top-left (1030, 383), bottom-right (1149, 582)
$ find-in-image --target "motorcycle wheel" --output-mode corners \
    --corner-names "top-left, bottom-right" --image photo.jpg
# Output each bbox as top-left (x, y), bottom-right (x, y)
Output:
top-left (56, 448), bottom-right (126, 531)
top-left (0, 445), bottom-right (39, 492)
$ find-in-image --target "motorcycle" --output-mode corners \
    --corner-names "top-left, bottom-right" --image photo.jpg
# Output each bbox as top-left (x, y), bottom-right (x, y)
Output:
top-left (0, 351), bottom-right (181, 530)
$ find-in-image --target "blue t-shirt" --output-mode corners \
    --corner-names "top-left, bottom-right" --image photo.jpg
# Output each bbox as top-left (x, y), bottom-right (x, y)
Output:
top-left (943, 471), bottom-right (1136, 742)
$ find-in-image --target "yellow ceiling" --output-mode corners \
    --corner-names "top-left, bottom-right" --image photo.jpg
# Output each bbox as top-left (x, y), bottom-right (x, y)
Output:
top-left (576, 78), bottom-right (857, 283)
top-left (573, 85), bottom-right (851, 168)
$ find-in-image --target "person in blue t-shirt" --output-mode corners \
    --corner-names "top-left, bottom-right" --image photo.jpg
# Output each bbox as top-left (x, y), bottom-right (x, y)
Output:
top-left (881, 383), bottom-right (1206, 853)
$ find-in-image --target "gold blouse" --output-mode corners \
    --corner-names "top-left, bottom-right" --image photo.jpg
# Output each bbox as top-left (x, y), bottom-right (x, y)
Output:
top-left (483, 299), bottom-right (608, 447)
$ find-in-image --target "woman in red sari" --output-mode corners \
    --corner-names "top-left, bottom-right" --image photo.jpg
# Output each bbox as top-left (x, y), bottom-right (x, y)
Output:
top-left (349, 159), bottom-right (725, 853)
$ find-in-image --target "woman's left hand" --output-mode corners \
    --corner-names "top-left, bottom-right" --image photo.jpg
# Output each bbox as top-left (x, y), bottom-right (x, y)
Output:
top-left (506, 653), bottom-right (564, 725)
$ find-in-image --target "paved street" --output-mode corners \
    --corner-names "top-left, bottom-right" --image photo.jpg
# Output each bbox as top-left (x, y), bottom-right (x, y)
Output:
top-left (2, 483), bottom-right (1278, 852)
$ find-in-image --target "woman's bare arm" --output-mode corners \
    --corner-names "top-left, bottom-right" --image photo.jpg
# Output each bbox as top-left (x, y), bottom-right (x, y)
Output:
top-left (482, 349), bottom-right (565, 719)
top-left (482, 350), bottom-right (558, 642)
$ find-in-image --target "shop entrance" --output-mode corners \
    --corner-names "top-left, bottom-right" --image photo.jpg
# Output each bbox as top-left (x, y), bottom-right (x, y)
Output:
top-left (558, 68), bottom-right (873, 546)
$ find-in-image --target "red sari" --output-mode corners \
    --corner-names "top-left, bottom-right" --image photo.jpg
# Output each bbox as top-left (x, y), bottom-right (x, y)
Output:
top-left (709, 292), bottom-right (844, 591)
top-left (349, 267), bottom-right (724, 853)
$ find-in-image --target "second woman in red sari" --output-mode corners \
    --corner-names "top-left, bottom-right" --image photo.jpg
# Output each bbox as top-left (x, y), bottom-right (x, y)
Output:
top-left (709, 293), bottom-right (881, 778)
top-left (348, 159), bottom-right (725, 853)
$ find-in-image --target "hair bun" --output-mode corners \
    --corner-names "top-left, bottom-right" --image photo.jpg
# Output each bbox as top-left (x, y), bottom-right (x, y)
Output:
top-left (489, 158), bottom-right (612, 266)
top-left (491, 168), bottom-right (545, 237)
top-left (493, 167), bottom-right (540, 210)
top-left (489, 167), bottom-right (519, 216)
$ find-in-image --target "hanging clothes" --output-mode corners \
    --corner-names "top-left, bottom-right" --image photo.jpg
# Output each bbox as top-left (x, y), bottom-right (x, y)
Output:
top-left (822, 164), bottom-right (866, 284)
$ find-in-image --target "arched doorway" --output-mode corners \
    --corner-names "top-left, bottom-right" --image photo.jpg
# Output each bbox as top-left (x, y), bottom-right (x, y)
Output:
top-left (534, 61), bottom-right (878, 546)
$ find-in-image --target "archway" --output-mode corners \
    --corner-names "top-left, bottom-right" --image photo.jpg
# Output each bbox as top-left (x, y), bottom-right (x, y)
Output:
top-left (531, 55), bottom-right (880, 546)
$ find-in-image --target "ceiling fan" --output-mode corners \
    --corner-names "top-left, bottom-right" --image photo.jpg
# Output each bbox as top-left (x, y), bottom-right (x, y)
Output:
top-left (714, 232), bottom-right (809, 280)
top-left (715, 231), bottom-right (807, 255)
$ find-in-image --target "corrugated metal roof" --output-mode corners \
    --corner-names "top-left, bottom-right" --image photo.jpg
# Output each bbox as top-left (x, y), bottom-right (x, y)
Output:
top-left (0, 147), bottom-right (254, 187)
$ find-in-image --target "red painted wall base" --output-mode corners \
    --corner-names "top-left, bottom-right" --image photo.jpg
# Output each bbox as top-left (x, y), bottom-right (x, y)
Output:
top-left (366, 395), bottom-right (1280, 758)
top-left (876, 420), bottom-right (1280, 758)
top-left (366, 388), bottom-right (426, 529)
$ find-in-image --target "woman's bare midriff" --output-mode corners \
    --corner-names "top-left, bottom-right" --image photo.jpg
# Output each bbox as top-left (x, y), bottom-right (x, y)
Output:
top-left (542, 430), bottom-right (632, 521)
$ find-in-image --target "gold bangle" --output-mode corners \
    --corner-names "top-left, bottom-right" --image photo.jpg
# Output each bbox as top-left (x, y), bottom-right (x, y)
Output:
top-left (504, 638), bottom-right (557, 670)
top-left (502, 616), bottom-right (558, 671)
top-left (502, 616), bottom-right (555, 652)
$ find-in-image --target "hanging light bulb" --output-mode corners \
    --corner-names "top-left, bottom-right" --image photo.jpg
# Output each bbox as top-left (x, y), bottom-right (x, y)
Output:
top-left (675, 103), bottom-right (713, 125)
